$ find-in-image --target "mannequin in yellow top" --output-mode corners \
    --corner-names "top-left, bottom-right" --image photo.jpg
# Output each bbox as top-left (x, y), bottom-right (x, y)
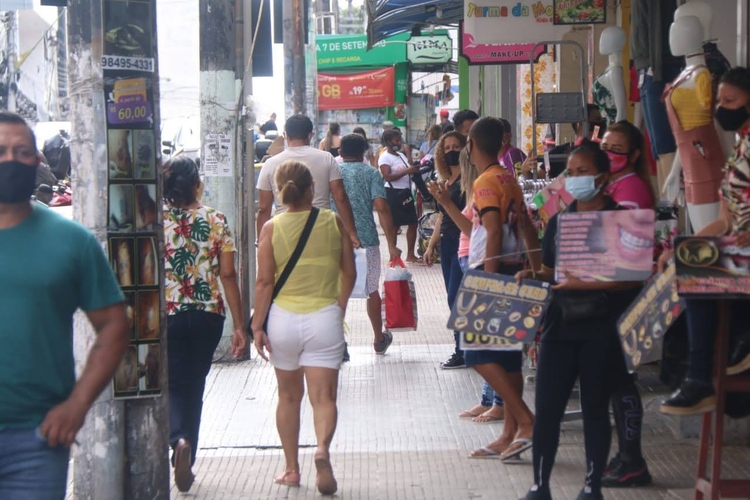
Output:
top-left (663, 15), bottom-right (725, 232)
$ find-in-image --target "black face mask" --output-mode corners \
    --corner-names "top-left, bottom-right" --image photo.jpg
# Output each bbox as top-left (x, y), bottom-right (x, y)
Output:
top-left (444, 150), bottom-right (461, 166)
top-left (0, 161), bottom-right (37, 203)
top-left (715, 106), bottom-right (750, 132)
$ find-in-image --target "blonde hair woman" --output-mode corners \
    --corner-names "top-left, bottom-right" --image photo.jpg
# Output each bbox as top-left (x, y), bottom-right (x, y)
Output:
top-left (252, 160), bottom-right (355, 495)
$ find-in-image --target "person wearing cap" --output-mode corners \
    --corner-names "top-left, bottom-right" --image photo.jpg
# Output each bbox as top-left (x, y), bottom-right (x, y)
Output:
top-left (440, 109), bottom-right (454, 133)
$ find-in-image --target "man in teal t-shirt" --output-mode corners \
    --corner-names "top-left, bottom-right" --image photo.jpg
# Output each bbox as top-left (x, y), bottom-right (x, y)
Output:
top-left (334, 133), bottom-right (401, 355)
top-left (0, 111), bottom-right (129, 498)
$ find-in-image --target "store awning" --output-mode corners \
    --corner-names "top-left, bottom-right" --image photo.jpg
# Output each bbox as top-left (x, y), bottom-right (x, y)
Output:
top-left (366, 0), bottom-right (463, 49)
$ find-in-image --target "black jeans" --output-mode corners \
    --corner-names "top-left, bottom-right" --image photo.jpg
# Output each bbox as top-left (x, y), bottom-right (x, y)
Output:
top-left (532, 334), bottom-right (620, 495)
top-left (168, 310), bottom-right (224, 464)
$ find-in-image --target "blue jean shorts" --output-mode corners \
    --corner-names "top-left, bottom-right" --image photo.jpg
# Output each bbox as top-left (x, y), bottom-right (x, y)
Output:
top-left (464, 349), bottom-right (523, 373)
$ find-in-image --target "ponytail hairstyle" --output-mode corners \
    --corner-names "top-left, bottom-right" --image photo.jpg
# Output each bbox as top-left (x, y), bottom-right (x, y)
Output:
top-left (568, 139), bottom-right (611, 174)
top-left (275, 160), bottom-right (313, 207)
top-left (459, 148), bottom-right (478, 206)
top-left (163, 156), bottom-right (201, 207)
top-left (323, 122), bottom-right (341, 151)
top-left (606, 120), bottom-right (657, 206)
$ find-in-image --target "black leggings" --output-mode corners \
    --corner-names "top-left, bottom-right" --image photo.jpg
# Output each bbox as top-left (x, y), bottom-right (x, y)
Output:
top-left (610, 370), bottom-right (644, 464)
top-left (532, 334), bottom-right (621, 495)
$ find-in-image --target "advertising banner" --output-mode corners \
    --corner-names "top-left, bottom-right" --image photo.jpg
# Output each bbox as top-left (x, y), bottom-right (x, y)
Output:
top-left (318, 67), bottom-right (396, 111)
top-left (674, 236), bottom-right (750, 298)
top-left (555, 209), bottom-right (655, 283)
top-left (553, 0), bottom-right (606, 25)
top-left (617, 264), bottom-right (685, 370)
top-left (448, 270), bottom-right (551, 344)
top-left (316, 33), bottom-right (408, 70)
top-left (462, 0), bottom-right (569, 64)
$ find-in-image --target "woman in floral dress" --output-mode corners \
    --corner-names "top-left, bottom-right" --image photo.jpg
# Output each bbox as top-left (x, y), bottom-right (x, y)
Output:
top-left (163, 156), bottom-right (247, 492)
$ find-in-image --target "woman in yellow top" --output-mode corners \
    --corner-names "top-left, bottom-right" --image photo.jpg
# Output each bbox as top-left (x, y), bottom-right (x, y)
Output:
top-left (253, 160), bottom-right (355, 496)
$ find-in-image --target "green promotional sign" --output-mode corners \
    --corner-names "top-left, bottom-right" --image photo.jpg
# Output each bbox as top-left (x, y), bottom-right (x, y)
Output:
top-left (316, 33), bottom-right (408, 69)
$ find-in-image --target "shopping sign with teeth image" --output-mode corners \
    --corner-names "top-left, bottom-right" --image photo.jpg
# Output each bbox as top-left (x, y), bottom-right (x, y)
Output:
top-left (555, 209), bottom-right (655, 282)
top-left (447, 270), bottom-right (552, 344)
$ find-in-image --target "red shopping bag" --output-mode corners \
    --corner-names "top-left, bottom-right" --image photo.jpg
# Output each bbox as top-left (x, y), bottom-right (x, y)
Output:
top-left (383, 258), bottom-right (418, 331)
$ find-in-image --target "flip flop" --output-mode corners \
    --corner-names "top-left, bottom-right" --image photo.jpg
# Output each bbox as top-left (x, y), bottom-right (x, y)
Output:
top-left (469, 446), bottom-right (504, 459)
top-left (274, 470), bottom-right (300, 487)
top-left (500, 438), bottom-right (533, 462)
top-left (458, 405), bottom-right (490, 418)
top-left (472, 409), bottom-right (505, 424)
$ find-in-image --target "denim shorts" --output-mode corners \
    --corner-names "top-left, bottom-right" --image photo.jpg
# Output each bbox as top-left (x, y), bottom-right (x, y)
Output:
top-left (464, 349), bottom-right (523, 373)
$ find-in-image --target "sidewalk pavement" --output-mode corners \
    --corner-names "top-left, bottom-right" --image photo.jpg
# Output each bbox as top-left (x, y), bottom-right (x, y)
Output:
top-left (68, 228), bottom-right (750, 499)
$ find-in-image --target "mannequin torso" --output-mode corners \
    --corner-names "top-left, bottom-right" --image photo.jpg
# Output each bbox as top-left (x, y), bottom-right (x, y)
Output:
top-left (668, 56), bottom-right (714, 131)
top-left (595, 27), bottom-right (627, 124)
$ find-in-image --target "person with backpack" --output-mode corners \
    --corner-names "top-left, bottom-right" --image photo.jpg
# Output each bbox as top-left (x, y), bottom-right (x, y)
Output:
top-left (42, 129), bottom-right (71, 180)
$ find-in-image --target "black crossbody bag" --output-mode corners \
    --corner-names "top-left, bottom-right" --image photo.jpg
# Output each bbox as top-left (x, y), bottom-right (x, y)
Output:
top-left (246, 208), bottom-right (319, 339)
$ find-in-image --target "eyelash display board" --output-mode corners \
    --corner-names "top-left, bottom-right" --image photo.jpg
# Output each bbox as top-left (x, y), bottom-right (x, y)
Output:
top-left (102, 0), bottom-right (162, 399)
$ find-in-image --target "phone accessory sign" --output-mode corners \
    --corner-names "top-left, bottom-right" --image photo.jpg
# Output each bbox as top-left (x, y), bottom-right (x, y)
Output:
top-left (617, 263), bottom-right (685, 371)
top-left (448, 270), bottom-right (551, 349)
top-left (318, 67), bottom-right (396, 111)
top-left (103, 0), bottom-right (162, 400)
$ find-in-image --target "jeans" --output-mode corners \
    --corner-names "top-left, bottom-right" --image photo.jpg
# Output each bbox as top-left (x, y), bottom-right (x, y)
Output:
top-left (0, 427), bottom-right (69, 500)
top-left (639, 68), bottom-right (679, 159)
top-left (480, 381), bottom-right (504, 407)
top-left (168, 310), bottom-right (225, 464)
top-left (532, 335), bottom-right (620, 496)
top-left (685, 299), bottom-right (718, 383)
top-left (441, 233), bottom-right (463, 356)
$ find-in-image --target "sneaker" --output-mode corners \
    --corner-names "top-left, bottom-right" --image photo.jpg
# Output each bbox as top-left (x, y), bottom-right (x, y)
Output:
top-left (342, 343), bottom-right (350, 363)
top-left (728, 338), bottom-right (750, 376)
top-left (603, 453), bottom-right (622, 477)
top-left (440, 352), bottom-right (466, 369)
top-left (374, 332), bottom-right (393, 355)
top-left (660, 380), bottom-right (716, 415)
top-left (520, 485), bottom-right (552, 500)
top-left (602, 459), bottom-right (653, 488)
top-left (576, 487), bottom-right (603, 500)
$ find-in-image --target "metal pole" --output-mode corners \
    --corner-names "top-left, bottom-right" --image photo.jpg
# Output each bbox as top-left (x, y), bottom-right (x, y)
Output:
top-left (293, 0), bottom-right (305, 114)
top-left (242, 0), bottom-right (255, 313)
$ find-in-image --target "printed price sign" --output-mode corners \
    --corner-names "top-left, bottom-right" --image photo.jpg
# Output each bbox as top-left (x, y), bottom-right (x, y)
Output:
top-left (448, 269), bottom-right (551, 343)
top-left (556, 209), bottom-right (655, 282)
top-left (617, 264), bottom-right (685, 371)
top-left (674, 236), bottom-right (750, 298)
top-left (106, 77), bottom-right (152, 126)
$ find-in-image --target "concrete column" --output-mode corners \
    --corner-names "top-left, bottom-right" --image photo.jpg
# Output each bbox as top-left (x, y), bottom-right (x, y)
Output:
top-left (67, 0), bottom-right (170, 497)
top-left (283, 0), bottom-right (306, 116)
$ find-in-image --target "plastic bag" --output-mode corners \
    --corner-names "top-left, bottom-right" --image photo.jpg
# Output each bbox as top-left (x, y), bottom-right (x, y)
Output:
top-left (350, 248), bottom-right (368, 299)
top-left (383, 258), bottom-right (418, 331)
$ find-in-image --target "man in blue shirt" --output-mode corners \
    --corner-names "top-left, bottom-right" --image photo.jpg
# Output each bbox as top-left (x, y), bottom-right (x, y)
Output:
top-left (0, 111), bottom-right (129, 498)
top-left (336, 134), bottom-right (401, 355)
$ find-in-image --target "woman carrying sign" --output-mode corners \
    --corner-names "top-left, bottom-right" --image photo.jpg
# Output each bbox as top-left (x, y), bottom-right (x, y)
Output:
top-left (517, 141), bottom-right (643, 500)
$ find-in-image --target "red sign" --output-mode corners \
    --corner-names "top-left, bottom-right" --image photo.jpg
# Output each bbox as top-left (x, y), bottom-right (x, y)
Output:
top-left (318, 67), bottom-right (395, 111)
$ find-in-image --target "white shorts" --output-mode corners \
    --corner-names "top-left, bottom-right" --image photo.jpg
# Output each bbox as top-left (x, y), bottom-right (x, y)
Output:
top-left (267, 303), bottom-right (346, 371)
top-left (365, 246), bottom-right (381, 296)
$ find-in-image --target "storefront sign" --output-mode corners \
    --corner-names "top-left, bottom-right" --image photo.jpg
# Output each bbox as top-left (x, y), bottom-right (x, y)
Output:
top-left (674, 236), bottom-right (750, 298)
top-left (316, 33), bottom-right (408, 70)
top-left (407, 35), bottom-right (453, 65)
top-left (318, 67), bottom-right (396, 111)
top-left (448, 270), bottom-right (551, 343)
top-left (618, 264), bottom-right (685, 370)
top-left (553, 0), bottom-right (606, 25)
top-left (462, 0), bottom-right (569, 64)
top-left (555, 209), bottom-right (655, 282)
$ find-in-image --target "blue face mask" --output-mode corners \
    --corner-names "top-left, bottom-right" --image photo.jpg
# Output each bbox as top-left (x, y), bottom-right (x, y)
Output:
top-left (565, 174), bottom-right (603, 202)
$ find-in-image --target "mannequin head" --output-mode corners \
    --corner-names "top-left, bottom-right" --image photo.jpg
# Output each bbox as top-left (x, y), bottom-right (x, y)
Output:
top-left (675, 1), bottom-right (713, 42)
top-left (670, 15), bottom-right (704, 57)
top-left (599, 27), bottom-right (626, 56)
